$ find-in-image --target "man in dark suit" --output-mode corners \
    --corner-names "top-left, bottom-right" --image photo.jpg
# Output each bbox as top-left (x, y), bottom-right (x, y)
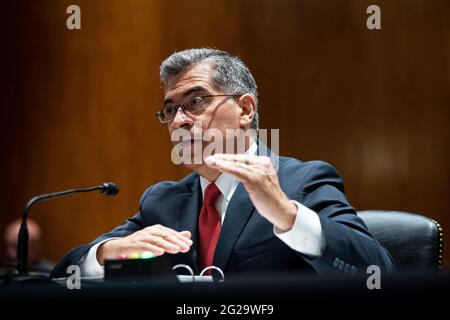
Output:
top-left (51, 48), bottom-right (395, 278)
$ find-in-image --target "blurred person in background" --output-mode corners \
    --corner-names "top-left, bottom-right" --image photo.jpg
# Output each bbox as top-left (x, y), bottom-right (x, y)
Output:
top-left (1, 218), bottom-right (54, 277)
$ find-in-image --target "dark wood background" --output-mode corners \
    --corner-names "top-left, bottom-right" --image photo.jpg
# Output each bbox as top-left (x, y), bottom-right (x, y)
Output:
top-left (1, 0), bottom-right (449, 267)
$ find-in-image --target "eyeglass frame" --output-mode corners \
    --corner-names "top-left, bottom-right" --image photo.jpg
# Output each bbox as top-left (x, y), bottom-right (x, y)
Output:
top-left (155, 94), bottom-right (243, 123)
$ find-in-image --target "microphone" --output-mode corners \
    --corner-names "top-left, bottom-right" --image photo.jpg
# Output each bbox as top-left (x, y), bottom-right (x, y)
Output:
top-left (100, 182), bottom-right (119, 196)
top-left (16, 182), bottom-right (119, 276)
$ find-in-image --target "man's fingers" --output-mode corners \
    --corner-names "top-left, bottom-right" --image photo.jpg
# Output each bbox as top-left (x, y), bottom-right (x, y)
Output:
top-left (146, 235), bottom-right (184, 254)
top-left (143, 233), bottom-right (189, 252)
top-left (137, 242), bottom-right (165, 256)
top-left (205, 158), bottom-right (250, 181)
top-left (156, 233), bottom-right (190, 253)
top-left (143, 226), bottom-right (192, 252)
top-left (120, 225), bottom-right (193, 259)
top-left (180, 230), bottom-right (191, 238)
top-left (206, 154), bottom-right (269, 165)
top-left (152, 225), bottom-right (193, 246)
top-left (205, 155), bottom-right (276, 178)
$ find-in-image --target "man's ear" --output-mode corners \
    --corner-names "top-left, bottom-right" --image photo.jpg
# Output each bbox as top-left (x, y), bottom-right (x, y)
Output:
top-left (238, 94), bottom-right (256, 129)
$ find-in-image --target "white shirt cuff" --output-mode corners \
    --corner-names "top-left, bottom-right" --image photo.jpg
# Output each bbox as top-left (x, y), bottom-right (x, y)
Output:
top-left (274, 200), bottom-right (325, 258)
top-left (79, 238), bottom-right (117, 277)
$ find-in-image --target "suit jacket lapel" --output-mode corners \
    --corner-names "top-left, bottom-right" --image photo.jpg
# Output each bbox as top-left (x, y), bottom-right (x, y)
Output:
top-left (213, 182), bottom-right (255, 271)
top-left (176, 176), bottom-right (202, 273)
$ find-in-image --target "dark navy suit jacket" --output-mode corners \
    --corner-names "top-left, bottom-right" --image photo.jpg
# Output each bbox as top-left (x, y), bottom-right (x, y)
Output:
top-left (51, 146), bottom-right (395, 278)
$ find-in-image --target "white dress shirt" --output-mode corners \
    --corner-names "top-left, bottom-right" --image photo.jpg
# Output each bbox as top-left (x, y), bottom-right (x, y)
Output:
top-left (79, 142), bottom-right (325, 276)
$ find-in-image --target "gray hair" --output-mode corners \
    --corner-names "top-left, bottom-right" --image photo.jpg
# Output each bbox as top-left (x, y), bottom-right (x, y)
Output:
top-left (160, 48), bottom-right (259, 130)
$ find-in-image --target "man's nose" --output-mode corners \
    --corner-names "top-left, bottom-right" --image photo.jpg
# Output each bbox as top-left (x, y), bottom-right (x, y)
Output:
top-left (171, 107), bottom-right (193, 129)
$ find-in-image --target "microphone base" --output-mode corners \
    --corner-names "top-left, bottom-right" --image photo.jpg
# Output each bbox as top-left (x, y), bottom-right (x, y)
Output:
top-left (0, 270), bottom-right (53, 287)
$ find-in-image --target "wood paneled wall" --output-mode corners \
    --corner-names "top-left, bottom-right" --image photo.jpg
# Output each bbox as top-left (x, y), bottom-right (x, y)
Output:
top-left (1, 0), bottom-right (449, 266)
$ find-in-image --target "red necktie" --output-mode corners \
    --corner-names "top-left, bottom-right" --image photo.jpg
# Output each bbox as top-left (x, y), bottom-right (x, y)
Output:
top-left (198, 183), bottom-right (222, 273)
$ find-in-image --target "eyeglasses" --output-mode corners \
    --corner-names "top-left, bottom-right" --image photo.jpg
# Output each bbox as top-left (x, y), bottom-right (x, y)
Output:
top-left (155, 94), bottom-right (242, 123)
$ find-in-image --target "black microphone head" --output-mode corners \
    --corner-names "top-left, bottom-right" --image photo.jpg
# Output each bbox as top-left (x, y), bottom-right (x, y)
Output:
top-left (101, 182), bottom-right (119, 196)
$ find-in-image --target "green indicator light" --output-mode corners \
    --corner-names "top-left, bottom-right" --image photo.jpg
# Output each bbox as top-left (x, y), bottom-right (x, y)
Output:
top-left (140, 251), bottom-right (156, 259)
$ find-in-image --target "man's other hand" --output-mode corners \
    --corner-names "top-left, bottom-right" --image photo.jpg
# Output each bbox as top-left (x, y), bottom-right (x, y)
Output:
top-left (96, 225), bottom-right (192, 265)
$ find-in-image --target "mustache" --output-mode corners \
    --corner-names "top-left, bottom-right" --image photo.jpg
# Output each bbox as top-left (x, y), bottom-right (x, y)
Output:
top-left (173, 139), bottom-right (205, 147)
